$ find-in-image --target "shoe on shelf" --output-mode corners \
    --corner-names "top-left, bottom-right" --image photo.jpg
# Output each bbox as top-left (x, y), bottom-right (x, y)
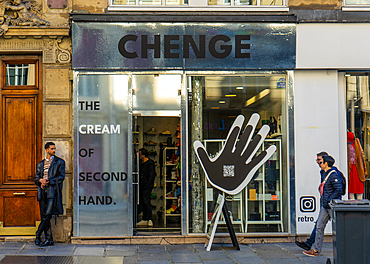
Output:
top-left (137, 220), bottom-right (148, 226)
top-left (173, 208), bottom-right (181, 214)
top-left (303, 249), bottom-right (319, 257)
top-left (148, 220), bottom-right (153, 227)
top-left (145, 127), bottom-right (156, 134)
top-left (161, 129), bottom-right (171, 135)
top-left (166, 208), bottom-right (175, 214)
top-left (166, 191), bottom-right (174, 197)
top-left (295, 241), bottom-right (310, 251)
top-left (144, 141), bottom-right (157, 146)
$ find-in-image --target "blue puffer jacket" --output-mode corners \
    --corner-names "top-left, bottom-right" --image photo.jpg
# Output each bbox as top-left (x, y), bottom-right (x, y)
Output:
top-left (320, 167), bottom-right (343, 209)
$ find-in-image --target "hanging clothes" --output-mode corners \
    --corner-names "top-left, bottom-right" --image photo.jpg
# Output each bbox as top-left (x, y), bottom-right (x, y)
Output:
top-left (347, 131), bottom-right (367, 194)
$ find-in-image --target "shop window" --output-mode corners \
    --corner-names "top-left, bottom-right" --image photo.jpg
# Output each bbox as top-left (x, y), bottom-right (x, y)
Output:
top-left (346, 74), bottom-right (370, 200)
top-left (344, 0), bottom-right (370, 5)
top-left (112, 0), bottom-right (188, 5)
top-left (208, 0), bottom-right (284, 6)
top-left (188, 74), bottom-right (288, 234)
top-left (110, 0), bottom-right (285, 6)
top-left (5, 64), bottom-right (35, 86)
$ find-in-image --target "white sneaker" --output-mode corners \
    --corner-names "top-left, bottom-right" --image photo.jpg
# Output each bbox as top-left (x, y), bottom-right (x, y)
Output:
top-left (137, 220), bottom-right (148, 226)
top-left (148, 220), bottom-right (153, 227)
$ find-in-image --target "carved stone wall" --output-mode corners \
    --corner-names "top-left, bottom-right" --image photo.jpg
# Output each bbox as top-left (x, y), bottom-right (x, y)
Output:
top-left (0, 36), bottom-right (71, 64)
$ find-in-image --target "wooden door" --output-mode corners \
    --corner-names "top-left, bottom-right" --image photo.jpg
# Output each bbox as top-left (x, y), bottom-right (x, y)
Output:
top-left (0, 56), bottom-right (42, 234)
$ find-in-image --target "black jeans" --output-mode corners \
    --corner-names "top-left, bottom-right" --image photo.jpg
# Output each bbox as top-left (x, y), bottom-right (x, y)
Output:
top-left (137, 188), bottom-right (152, 221)
top-left (36, 189), bottom-right (54, 240)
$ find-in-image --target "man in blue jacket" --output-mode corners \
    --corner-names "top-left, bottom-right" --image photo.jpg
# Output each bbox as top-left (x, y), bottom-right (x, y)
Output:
top-left (303, 155), bottom-right (342, 257)
top-left (296, 151), bottom-right (344, 251)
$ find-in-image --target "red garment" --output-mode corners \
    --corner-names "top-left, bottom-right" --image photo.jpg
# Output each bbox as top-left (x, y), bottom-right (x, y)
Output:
top-left (347, 132), bottom-right (367, 194)
top-left (348, 163), bottom-right (364, 194)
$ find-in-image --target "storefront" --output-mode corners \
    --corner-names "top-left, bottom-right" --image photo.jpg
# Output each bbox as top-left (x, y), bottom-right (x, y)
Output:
top-left (71, 21), bottom-right (295, 236)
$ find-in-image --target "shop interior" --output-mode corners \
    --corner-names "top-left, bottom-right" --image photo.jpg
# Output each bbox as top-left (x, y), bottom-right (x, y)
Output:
top-left (133, 116), bottom-right (182, 233)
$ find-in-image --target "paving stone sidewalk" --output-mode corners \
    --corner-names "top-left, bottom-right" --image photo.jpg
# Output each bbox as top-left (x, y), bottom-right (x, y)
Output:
top-left (0, 242), bottom-right (333, 264)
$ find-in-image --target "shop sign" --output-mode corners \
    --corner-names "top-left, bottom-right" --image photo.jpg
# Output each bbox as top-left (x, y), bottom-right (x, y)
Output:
top-left (277, 78), bottom-right (286, 89)
top-left (72, 23), bottom-right (296, 70)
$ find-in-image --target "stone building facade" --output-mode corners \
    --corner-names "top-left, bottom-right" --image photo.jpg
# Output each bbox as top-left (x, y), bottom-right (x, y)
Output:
top-left (0, 0), bottom-right (72, 241)
top-left (2, 0), bottom-right (370, 243)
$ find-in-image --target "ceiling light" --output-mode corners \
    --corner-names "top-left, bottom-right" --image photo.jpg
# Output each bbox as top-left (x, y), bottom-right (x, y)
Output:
top-left (345, 74), bottom-right (351, 77)
top-left (211, 107), bottom-right (219, 109)
top-left (219, 100), bottom-right (226, 104)
top-left (236, 86), bottom-right (244, 90)
top-left (225, 94), bottom-right (236, 97)
top-left (245, 89), bottom-right (270, 107)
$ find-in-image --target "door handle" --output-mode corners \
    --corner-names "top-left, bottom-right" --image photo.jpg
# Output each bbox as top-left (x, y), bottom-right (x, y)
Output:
top-left (13, 192), bottom-right (25, 196)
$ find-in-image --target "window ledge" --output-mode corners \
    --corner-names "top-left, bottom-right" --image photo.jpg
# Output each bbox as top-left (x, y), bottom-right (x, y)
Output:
top-left (342, 6), bottom-right (370, 11)
top-left (107, 6), bottom-right (289, 12)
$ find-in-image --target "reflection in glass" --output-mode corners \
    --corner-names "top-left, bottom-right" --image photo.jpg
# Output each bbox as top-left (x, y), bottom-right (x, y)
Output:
top-left (261, 0), bottom-right (283, 5)
top-left (209, 0), bottom-right (283, 5)
top-left (6, 64), bottom-right (35, 85)
top-left (75, 75), bottom-right (130, 236)
top-left (132, 75), bottom-right (181, 114)
top-left (208, 0), bottom-right (230, 5)
top-left (345, 0), bottom-right (370, 4)
top-left (112, 0), bottom-right (188, 4)
top-left (166, 0), bottom-right (187, 4)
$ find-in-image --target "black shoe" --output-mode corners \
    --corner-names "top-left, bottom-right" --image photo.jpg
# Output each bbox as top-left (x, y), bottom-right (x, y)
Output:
top-left (295, 241), bottom-right (310, 251)
top-left (40, 239), bottom-right (54, 247)
top-left (35, 236), bottom-right (41, 246)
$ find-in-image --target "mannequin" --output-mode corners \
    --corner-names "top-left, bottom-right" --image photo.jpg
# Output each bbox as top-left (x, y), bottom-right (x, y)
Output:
top-left (347, 131), bottom-right (367, 200)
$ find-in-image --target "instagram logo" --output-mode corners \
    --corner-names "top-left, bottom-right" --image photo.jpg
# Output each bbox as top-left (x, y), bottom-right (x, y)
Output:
top-left (300, 196), bottom-right (316, 212)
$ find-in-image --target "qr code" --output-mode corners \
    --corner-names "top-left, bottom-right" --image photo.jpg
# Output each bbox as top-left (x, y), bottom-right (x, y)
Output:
top-left (223, 165), bottom-right (235, 177)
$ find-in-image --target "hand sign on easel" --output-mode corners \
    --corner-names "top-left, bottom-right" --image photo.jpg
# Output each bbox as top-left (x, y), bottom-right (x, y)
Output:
top-left (193, 114), bottom-right (276, 251)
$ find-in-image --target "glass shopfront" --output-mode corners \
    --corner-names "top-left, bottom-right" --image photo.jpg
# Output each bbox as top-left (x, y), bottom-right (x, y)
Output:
top-left (72, 22), bottom-right (295, 236)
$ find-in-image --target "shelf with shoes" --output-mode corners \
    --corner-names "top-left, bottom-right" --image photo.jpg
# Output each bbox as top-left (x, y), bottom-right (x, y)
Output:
top-left (163, 147), bottom-right (181, 227)
top-left (245, 139), bottom-right (283, 232)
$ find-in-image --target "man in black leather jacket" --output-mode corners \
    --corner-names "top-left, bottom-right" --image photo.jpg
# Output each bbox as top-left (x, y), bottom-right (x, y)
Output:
top-left (34, 142), bottom-right (65, 247)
